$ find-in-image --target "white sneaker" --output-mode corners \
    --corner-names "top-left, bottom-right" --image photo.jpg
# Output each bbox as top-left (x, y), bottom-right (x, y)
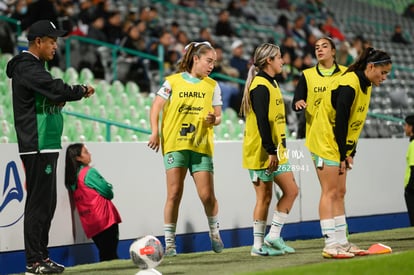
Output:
top-left (322, 243), bottom-right (354, 259)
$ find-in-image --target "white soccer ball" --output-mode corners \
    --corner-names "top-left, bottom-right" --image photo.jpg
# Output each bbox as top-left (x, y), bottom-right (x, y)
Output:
top-left (130, 235), bottom-right (164, 270)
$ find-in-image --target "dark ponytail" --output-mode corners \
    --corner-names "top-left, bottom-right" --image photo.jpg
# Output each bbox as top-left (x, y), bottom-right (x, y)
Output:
top-left (65, 143), bottom-right (84, 190)
top-left (345, 47), bottom-right (392, 73)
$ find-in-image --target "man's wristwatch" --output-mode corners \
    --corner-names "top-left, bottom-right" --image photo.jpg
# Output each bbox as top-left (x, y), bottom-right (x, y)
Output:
top-left (81, 84), bottom-right (88, 96)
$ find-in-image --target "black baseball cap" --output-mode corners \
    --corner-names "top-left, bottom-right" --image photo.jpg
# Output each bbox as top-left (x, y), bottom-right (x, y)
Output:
top-left (27, 20), bottom-right (68, 41)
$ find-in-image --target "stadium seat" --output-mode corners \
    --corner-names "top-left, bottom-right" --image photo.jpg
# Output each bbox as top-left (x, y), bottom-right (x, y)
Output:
top-left (65, 67), bottom-right (79, 85)
top-left (50, 66), bottom-right (64, 79)
top-left (79, 67), bottom-right (94, 84)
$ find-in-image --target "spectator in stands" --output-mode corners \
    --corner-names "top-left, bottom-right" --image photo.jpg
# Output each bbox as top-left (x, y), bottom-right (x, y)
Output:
top-left (78, 0), bottom-right (95, 25)
top-left (348, 35), bottom-right (365, 60)
top-left (83, 13), bottom-right (107, 78)
top-left (148, 41), bottom-right (224, 257)
top-left (174, 30), bottom-right (190, 55)
top-left (65, 143), bottom-right (122, 261)
top-left (215, 9), bottom-right (235, 37)
top-left (196, 27), bottom-right (216, 46)
top-left (139, 5), bottom-right (162, 39)
top-left (302, 52), bottom-right (315, 69)
top-left (291, 14), bottom-right (310, 48)
top-left (274, 14), bottom-right (293, 37)
top-left (147, 30), bottom-right (178, 71)
top-left (306, 47), bottom-right (392, 259)
top-left (276, 51), bottom-right (297, 88)
top-left (391, 24), bottom-right (410, 45)
top-left (119, 22), bottom-right (151, 93)
top-left (24, 0), bottom-right (60, 31)
top-left (170, 21), bottom-right (181, 40)
top-left (104, 9), bottom-right (124, 45)
top-left (227, 0), bottom-right (257, 22)
top-left (9, 0), bottom-right (29, 32)
top-left (226, 0), bottom-right (242, 17)
top-left (302, 32), bottom-right (318, 59)
top-left (307, 17), bottom-right (326, 39)
top-left (55, 0), bottom-right (78, 34)
top-left (6, 20), bottom-right (95, 274)
top-left (239, 0), bottom-right (257, 22)
top-left (212, 45), bottom-right (240, 110)
top-left (292, 37), bottom-right (346, 139)
top-left (229, 39), bottom-right (250, 111)
top-left (240, 42), bottom-right (298, 256)
top-left (322, 15), bottom-right (345, 42)
top-left (229, 39), bottom-right (249, 80)
top-left (404, 115), bottom-right (414, 226)
top-left (280, 35), bottom-right (299, 62)
top-left (336, 40), bottom-right (353, 66)
top-left (87, 13), bottom-right (107, 42)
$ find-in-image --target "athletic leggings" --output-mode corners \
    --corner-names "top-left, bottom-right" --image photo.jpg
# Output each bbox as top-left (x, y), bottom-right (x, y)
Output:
top-left (92, 223), bottom-right (120, 261)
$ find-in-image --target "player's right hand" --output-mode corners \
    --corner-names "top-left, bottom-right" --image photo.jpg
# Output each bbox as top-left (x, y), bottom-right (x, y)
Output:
top-left (148, 133), bottom-right (160, 152)
top-left (85, 85), bottom-right (95, 98)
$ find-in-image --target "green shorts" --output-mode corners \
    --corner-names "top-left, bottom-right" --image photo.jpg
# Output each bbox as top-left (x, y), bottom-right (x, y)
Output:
top-left (311, 153), bottom-right (339, 168)
top-left (164, 150), bottom-right (214, 174)
top-left (248, 163), bottom-right (292, 182)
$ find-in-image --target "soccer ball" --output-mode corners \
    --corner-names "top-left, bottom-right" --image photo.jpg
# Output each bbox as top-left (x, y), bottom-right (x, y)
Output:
top-left (130, 235), bottom-right (164, 270)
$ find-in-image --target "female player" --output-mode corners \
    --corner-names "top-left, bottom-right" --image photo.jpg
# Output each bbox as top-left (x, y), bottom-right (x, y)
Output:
top-left (65, 143), bottom-right (122, 261)
top-left (292, 37), bottom-right (347, 138)
top-left (306, 47), bottom-right (392, 258)
top-left (240, 43), bottom-right (299, 256)
top-left (148, 41), bottom-right (224, 256)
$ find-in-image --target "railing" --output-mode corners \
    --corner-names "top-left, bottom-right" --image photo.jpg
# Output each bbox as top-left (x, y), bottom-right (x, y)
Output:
top-left (62, 110), bottom-right (151, 142)
top-left (64, 35), bottom-right (164, 86)
top-left (368, 111), bottom-right (404, 123)
top-left (0, 15), bottom-right (21, 36)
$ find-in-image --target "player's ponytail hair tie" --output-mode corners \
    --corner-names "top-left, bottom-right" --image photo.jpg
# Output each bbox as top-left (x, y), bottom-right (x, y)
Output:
top-left (184, 41), bottom-right (212, 51)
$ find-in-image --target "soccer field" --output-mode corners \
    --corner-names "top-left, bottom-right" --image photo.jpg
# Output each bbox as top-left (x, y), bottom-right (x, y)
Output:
top-left (13, 227), bottom-right (414, 275)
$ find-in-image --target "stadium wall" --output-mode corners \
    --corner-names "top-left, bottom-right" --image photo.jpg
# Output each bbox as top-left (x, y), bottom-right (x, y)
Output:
top-left (0, 139), bottom-right (410, 274)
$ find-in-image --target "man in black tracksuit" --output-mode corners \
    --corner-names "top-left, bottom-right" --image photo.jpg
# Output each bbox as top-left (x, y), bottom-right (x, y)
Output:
top-left (6, 20), bottom-right (94, 274)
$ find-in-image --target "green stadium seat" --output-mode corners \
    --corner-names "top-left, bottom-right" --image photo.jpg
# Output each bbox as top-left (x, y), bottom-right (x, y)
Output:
top-left (50, 66), bottom-right (64, 79)
top-left (64, 67), bottom-right (79, 85)
top-left (79, 67), bottom-right (94, 84)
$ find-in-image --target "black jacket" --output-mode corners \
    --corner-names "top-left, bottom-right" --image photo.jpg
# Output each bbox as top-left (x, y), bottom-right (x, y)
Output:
top-left (6, 51), bottom-right (85, 153)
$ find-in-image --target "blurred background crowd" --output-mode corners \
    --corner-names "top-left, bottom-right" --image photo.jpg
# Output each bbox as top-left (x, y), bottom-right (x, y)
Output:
top-left (0, 0), bottom-right (413, 141)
